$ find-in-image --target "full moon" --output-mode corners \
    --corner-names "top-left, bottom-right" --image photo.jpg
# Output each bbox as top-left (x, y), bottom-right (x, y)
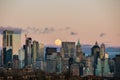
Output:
top-left (55, 39), bottom-right (62, 46)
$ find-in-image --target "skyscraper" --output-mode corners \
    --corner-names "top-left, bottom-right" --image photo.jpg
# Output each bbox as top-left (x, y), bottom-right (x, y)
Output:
top-left (95, 43), bottom-right (110, 77)
top-left (18, 48), bottom-right (25, 68)
top-left (2, 30), bottom-right (13, 67)
top-left (62, 42), bottom-right (75, 58)
top-left (76, 40), bottom-right (83, 61)
top-left (39, 43), bottom-right (44, 59)
top-left (100, 43), bottom-right (105, 59)
top-left (32, 40), bottom-right (39, 68)
top-left (91, 42), bottom-right (100, 57)
top-left (25, 37), bottom-right (32, 67)
top-left (13, 34), bottom-right (21, 55)
top-left (114, 55), bottom-right (120, 77)
top-left (91, 42), bottom-right (100, 75)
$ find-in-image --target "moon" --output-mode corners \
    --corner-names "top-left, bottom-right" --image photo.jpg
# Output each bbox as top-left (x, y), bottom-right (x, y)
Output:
top-left (55, 39), bottom-right (62, 46)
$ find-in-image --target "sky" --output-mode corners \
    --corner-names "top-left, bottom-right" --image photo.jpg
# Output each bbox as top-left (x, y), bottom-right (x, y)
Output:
top-left (0, 0), bottom-right (120, 47)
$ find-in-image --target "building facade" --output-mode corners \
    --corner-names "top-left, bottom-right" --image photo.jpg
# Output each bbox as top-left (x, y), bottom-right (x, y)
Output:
top-left (25, 37), bottom-right (32, 67)
top-left (76, 40), bottom-right (83, 62)
top-left (12, 34), bottom-right (21, 55)
top-left (62, 42), bottom-right (75, 58)
top-left (13, 55), bottom-right (19, 69)
top-left (18, 48), bottom-right (25, 68)
top-left (39, 43), bottom-right (44, 59)
top-left (114, 55), bottom-right (120, 77)
top-left (95, 43), bottom-right (110, 77)
top-left (2, 30), bottom-right (13, 67)
top-left (45, 47), bottom-right (57, 60)
top-left (32, 40), bottom-right (39, 68)
top-left (91, 42), bottom-right (100, 75)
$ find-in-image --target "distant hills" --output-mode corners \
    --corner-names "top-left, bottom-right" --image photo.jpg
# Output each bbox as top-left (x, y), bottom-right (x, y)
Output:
top-left (82, 44), bottom-right (120, 54)
top-left (45, 44), bottom-right (120, 57)
top-left (106, 47), bottom-right (120, 52)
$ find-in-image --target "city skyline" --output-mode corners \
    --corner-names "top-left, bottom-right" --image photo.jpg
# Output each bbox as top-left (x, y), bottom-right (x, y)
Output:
top-left (0, 1), bottom-right (120, 79)
top-left (0, 27), bottom-right (120, 79)
top-left (0, 0), bottom-right (120, 47)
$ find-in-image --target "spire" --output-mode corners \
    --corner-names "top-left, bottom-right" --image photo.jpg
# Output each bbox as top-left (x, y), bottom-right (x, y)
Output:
top-left (77, 40), bottom-right (81, 46)
top-left (25, 34), bottom-right (27, 39)
top-left (25, 32), bottom-right (28, 39)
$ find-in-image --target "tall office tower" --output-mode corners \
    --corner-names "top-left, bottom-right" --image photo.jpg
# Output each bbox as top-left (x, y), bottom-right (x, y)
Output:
top-left (32, 40), bottom-right (39, 68)
top-left (114, 55), bottom-right (120, 77)
top-left (13, 34), bottom-right (21, 55)
top-left (91, 42), bottom-right (100, 75)
top-left (35, 43), bottom-right (44, 70)
top-left (62, 42), bottom-right (75, 58)
top-left (100, 43), bottom-right (105, 59)
top-left (76, 40), bottom-right (83, 61)
top-left (91, 42), bottom-right (100, 57)
top-left (100, 43), bottom-right (110, 76)
top-left (39, 43), bottom-right (44, 59)
top-left (2, 30), bottom-right (13, 67)
top-left (96, 43), bottom-right (110, 76)
top-left (25, 37), bottom-right (32, 67)
top-left (45, 47), bottom-right (57, 60)
top-left (18, 48), bottom-right (25, 69)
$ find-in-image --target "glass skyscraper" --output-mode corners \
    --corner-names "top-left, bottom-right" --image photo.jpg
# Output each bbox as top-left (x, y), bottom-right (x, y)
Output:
top-left (2, 30), bottom-right (13, 67)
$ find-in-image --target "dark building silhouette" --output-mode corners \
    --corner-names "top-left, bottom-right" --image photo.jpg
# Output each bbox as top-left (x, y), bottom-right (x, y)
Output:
top-left (114, 55), bottom-right (120, 77)
top-left (79, 63), bottom-right (84, 76)
top-left (2, 30), bottom-right (13, 68)
top-left (45, 47), bottom-right (57, 60)
top-left (24, 37), bottom-right (32, 67)
top-left (108, 58), bottom-right (115, 73)
top-left (91, 42), bottom-right (100, 75)
top-left (3, 48), bottom-right (12, 67)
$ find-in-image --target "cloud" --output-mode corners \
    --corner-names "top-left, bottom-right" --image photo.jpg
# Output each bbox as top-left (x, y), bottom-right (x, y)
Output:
top-left (41, 27), bottom-right (55, 34)
top-left (0, 26), bottom-right (71, 35)
top-left (70, 32), bottom-right (78, 35)
top-left (0, 26), bottom-right (22, 34)
top-left (65, 26), bottom-right (70, 30)
top-left (58, 26), bottom-right (71, 31)
top-left (99, 33), bottom-right (106, 37)
top-left (23, 26), bottom-right (40, 34)
top-left (23, 26), bottom-right (55, 34)
top-left (23, 26), bottom-right (71, 34)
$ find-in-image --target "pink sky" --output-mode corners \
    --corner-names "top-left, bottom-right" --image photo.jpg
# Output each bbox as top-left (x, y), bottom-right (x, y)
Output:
top-left (0, 0), bottom-right (120, 47)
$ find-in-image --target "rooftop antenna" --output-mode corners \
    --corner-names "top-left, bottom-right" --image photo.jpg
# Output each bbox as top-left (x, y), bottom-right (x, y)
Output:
top-left (25, 32), bottom-right (28, 39)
